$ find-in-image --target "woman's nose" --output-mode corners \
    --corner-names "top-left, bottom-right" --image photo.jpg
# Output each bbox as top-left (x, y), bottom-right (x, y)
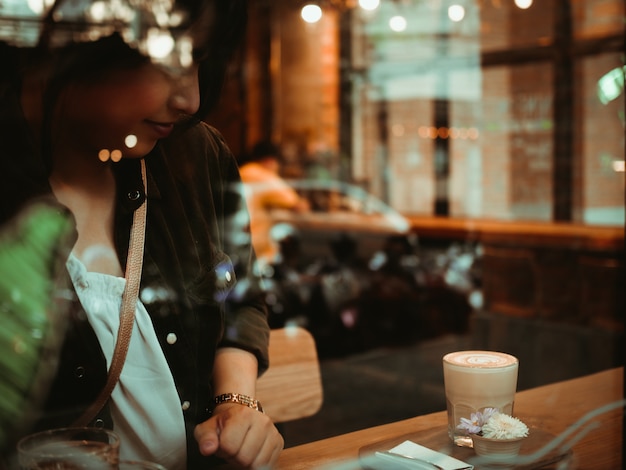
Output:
top-left (169, 70), bottom-right (200, 115)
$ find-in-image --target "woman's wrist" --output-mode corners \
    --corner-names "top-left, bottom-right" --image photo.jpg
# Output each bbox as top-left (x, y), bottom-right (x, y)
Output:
top-left (214, 392), bottom-right (264, 413)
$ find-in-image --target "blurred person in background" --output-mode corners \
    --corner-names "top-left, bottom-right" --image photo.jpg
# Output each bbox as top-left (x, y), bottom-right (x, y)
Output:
top-left (0, 1), bottom-right (283, 468)
top-left (239, 141), bottom-right (309, 267)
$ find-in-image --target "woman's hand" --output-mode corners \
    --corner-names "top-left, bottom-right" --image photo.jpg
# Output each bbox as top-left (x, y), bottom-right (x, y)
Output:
top-left (194, 403), bottom-right (284, 469)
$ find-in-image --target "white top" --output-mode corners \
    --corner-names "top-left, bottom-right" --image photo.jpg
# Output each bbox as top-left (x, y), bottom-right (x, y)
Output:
top-left (66, 254), bottom-right (187, 470)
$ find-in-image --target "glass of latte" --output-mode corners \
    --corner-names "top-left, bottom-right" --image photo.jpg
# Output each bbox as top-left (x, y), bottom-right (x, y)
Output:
top-left (443, 350), bottom-right (519, 447)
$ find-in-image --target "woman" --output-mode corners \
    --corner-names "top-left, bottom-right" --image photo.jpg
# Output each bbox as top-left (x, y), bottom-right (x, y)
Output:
top-left (0, 1), bottom-right (283, 468)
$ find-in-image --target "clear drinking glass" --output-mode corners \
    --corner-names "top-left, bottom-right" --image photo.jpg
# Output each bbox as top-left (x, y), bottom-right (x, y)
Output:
top-left (118, 461), bottom-right (167, 470)
top-left (17, 427), bottom-right (120, 470)
top-left (443, 350), bottom-right (519, 447)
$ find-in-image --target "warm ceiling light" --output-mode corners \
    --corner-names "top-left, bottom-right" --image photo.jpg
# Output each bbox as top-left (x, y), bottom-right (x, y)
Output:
top-left (358, 0), bottom-right (380, 11)
top-left (514, 0), bottom-right (533, 9)
top-left (301, 4), bottom-right (323, 23)
top-left (300, 0), bottom-right (381, 22)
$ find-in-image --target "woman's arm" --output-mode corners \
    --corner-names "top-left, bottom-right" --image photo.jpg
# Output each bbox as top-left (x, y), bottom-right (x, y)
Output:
top-left (189, 125), bottom-right (283, 468)
top-left (194, 347), bottom-right (284, 469)
top-left (213, 347), bottom-right (259, 397)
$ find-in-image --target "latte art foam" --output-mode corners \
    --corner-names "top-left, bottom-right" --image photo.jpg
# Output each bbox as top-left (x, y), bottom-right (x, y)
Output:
top-left (444, 351), bottom-right (517, 369)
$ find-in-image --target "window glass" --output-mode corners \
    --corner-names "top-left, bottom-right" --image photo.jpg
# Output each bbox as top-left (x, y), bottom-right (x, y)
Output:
top-left (246, 0), bottom-right (624, 452)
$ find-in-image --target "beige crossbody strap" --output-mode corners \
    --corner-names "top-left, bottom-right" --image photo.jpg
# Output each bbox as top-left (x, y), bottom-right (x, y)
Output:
top-left (73, 159), bottom-right (148, 427)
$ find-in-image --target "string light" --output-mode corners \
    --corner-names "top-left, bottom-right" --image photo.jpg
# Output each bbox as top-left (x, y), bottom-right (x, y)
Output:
top-left (416, 126), bottom-right (480, 140)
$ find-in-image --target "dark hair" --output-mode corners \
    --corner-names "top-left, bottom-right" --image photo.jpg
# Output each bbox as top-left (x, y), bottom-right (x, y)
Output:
top-left (197, 0), bottom-right (248, 119)
top-left (4, 0), bottom-right (248, 169)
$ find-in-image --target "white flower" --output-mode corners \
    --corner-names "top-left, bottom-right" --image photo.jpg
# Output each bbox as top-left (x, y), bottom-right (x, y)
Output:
top-left (481, 413), bottom-right (529, 440)
top-left (457, 408), bottom-right (499, 434)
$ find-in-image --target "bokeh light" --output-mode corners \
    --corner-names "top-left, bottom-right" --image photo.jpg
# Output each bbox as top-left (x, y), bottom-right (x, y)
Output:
top-left (301, 4), bottom-right (322, 24)
top-left (389, 15), bottom-right (407, 32)
top-left (110, 150), bottom-right (123, 162)
top-left (359, 0), bottom-right (380, 11)
top-left (146, 28), bottom-right (175, 59)
top-left (27, 0), bottom-right (54, 14)
top-left (448, 5), bottom-right (465, 22)
top-left (125, 134), bottom-right (138, 148)
top-left (98, 149), bottom-right (110, 162)
top-left (514, 0), bottom-right (533, 9)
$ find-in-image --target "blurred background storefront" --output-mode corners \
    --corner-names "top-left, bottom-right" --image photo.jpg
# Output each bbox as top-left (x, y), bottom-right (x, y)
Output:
top-left (206, 0), bottom-right (624, 446)
top-left (212, 0), bottom-right (624, 226)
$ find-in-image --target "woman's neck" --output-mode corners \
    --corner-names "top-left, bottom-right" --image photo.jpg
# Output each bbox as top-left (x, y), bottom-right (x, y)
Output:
top-left (49, 152), bottom-right (116, 194)
top-left (50, 161), bottom-right (122, 276)
top-left (49, 158), bottom-right (122, 275)
top-left (22, 72), bottom-right (123, 276)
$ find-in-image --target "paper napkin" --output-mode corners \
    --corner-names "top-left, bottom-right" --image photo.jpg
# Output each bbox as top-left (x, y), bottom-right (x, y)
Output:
top-left (378, 440), bottom-right (474, 470)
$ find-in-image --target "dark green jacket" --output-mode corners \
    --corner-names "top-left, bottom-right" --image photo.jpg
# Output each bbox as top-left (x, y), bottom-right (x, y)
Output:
top-left (0, 84), bottom-right (270, 468)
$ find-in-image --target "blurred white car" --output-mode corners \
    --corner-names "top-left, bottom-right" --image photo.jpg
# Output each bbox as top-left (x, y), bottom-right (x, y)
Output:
top-left (268, 180), bottom-right (410, 261)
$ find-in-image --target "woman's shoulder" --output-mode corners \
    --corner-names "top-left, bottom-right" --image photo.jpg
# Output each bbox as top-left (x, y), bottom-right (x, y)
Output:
top-left (161, 121), bottom-right (234, 164)
top-left (154, 121), bottom-right (241, 189)
top-left (185, 120), bottom-right (225, 143)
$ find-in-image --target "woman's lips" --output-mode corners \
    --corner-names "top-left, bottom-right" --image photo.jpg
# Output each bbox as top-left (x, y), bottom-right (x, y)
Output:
top-left (145, 120), bottom-right (175, 138)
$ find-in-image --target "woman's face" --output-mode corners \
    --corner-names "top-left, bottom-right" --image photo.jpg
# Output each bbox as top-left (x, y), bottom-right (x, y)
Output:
top-left (54, 62), bottom-right (200, 159)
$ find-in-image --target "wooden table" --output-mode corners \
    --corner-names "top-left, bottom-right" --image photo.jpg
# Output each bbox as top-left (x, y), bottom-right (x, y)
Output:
top-left (276, 367), bottom-right (624, 469)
